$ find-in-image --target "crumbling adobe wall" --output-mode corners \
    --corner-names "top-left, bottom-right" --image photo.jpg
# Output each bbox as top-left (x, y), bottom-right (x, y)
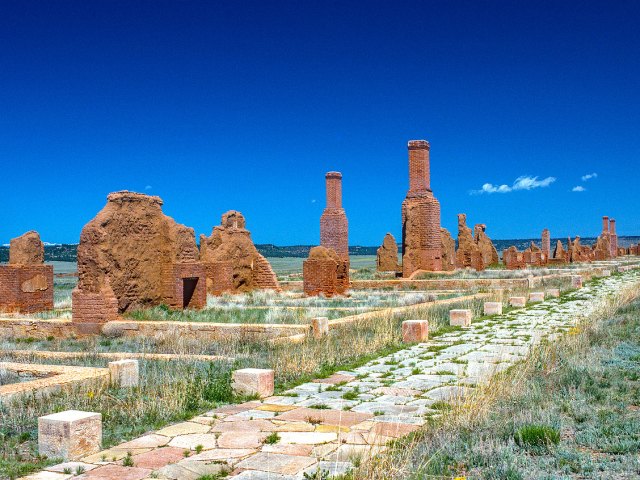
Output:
top-left (9, 231), bottom-right (44, 265)
top-left (74, 191), bottom-right (205, 333)
top-left (0, 231), bottom-right (53, 314)
top-left (440, 228), bottom-right (456, 272)
top-left (523, 241), bottom-right (545, 266)
top-left (569, 237), bottom-right (595, 262)
top-left (551, 240), bottom-right (568, 263)
top-left (503, 246), bottom-right (526, 270)
top-left (401, 140), bottom-right (443, 276)
top-left (200, 210), bottom-right (280, 293)
top-left (303, 246), bottom-right (348, 297)
top-left (541, 229), bottom-right (551, 260)
top-left (474, 224), bottom-right (499, 267)
top-left (455, 214), bottom-right (484, 271)
top-left (376, 233), bottom-right (400, 272)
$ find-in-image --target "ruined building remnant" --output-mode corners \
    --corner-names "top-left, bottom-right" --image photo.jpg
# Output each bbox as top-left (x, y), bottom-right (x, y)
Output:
top-left (200, 211), bottom-right (279, 293)
top-left (303, 246), bottom-right (349, 297)
top-left (73, 191), bottom-right (206, 334)
top-left (402, 140), bottom-right (442, 276)
top-left (609, 218), bottom-right (618, 258)
top-left (455, 214), bottom-right (484, 271)
top-left (552, 239), bottom-right (568, 263)
top-left (376, 233), bottom-right (400, 272)
top-left (0, 231), bottom-right (53, 313)
top-left (542, 229), bottom-right (551, 260)
top-left (440, 228), bottom-right (456, 272)
top-left (320, 172), bottom-right (349, 261)
top-left (594, 216), bottom-right (612, 261)
top-left (474, 223), bottom-right (499, 267)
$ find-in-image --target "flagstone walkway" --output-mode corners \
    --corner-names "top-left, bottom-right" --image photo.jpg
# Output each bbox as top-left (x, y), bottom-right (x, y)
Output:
top-left (21, 269), bottom-right (640, 480)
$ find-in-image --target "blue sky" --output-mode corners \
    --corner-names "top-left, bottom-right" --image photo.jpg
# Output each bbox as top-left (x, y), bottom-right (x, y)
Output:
top-left (1, 1), bottom-right (639, 245)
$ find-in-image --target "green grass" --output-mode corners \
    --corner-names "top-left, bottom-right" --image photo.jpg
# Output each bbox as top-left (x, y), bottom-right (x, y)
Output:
top-left (351, 294), bottom-right (640, 479)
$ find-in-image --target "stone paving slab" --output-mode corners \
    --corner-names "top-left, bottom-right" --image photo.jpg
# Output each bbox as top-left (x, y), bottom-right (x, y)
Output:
top-left (19, 268), bottom-right (640, 480)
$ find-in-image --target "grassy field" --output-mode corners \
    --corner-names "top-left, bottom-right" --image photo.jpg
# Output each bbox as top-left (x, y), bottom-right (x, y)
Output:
top-left (0, 293), bottom-right (487, 480)
top-left (348, 287), bottom-right (640, 479)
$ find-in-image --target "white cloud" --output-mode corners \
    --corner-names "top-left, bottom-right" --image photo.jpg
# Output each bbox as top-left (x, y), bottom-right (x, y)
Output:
top-left (572, 186), bottom-right (586, 192)
top-left (581, 173), bottom-right (598, 181)
top-left (145, 185), bottom-right (152, 190)
top-left (471, 175), bottom-right (556, 195)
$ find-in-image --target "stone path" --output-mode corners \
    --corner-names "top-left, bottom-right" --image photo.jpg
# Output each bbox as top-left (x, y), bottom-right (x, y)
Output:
top-left (21, 269), bottom-right (640, 480)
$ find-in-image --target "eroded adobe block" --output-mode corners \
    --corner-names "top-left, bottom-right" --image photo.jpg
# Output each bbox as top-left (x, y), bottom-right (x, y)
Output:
top-left (509, 296), bottom-right (526, 308)
top-left (311, 316), bottom-right (329, 338)
top-left (232, 368), bottom-right (274, 398)
top-left (546, 288), bottom-right (561, 298)
top-left (483, 302), bottom-right (503, 315)
top-left (529, 292), bottom-right (545, 302)
top-left (402, 320), bottom-right (429, 343)
top-left (108, 359), bottom-right (139, 388)
top-left (571, 275), bottom-right (583, 289)
top-left (38, 410), bottom-right (102, 461)
top-left (449, 309), bottom-right (472, 327)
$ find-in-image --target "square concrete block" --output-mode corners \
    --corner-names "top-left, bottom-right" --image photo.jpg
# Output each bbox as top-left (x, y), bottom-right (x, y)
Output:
top-left (509, 296), bottom-right (526, 308)
top-left (232, 368), bottom-right (274, 398)
top-left (311, 316), bottom-right (329, 338)
top-left (529, 292), bottom-right (545, 302)
top-left (108, 359), bottom-right (139, 388)
top-left (402, 320), bottom-right (429, 343)
top-left (449, 309), bottom-right (472, 327)
top-left (38, 410), bottom-right (102, 461)
top-left (546, 288), bottom-right (561, 298)
top-left (571, 275), bottom-right (583, 288)
top-left (483, 302), bottom-right (502, 315)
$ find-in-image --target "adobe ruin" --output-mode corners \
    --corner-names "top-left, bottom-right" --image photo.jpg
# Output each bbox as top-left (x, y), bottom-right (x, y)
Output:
top-left (502, 246), bottom-right (526, 270)
top-left (551, 239), bottom-right (568, 263)
top-left (200, 211), bottom-right (279, 293)
top-left (320, 172), bottom-right (349, 261)
top-left (594, 216), bottom-right (613, 261)
top-left (73, 191), bottom-right (206, 334)
top-left (376, 233), bottom-right (400, 272)
top-left (303, 246), bottom-right (349, 297)
top-left (440, 228), bottom-right (456, 271)
top-left (0, 231), bottom-right (53, 313)
top-left (474, 223), bottom-right (499, 267)
top-left (401, 140), bottom-right (442, 276)
top-left (455, 214), bottom-right (484, 271)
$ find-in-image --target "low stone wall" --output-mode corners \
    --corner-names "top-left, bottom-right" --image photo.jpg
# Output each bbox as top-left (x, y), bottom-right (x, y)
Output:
top-left (0, 362), bottom-right (109, 402)
top-left (282, 278), bottom-right (532, 291)
top-left (0, 318), bottom-right (75, 339)
top-left (1, 350), bottom-right (232, 363)
top-left (100, 320), bottom-right (310, 341)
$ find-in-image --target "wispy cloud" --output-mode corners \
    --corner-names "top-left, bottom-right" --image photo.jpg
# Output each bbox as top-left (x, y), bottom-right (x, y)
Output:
top-left (572, 185), bottom-right (586, 192)
top-left (581, 172), bottom-right (598, 181)
top-left (470, 175), bottom-right (556, 195)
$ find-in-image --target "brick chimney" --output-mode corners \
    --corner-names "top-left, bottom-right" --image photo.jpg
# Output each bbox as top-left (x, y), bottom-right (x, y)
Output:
top-left (610, 218), bottom-right (616, 234)
top-left (408, 140), bottom-right (430, 193)
top-left (325, 172), bottom-right (342, 209)
top-left (602, 216), bottom-right (609, 233)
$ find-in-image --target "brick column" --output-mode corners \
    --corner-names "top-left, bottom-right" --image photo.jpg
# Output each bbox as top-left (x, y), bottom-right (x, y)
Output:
top-left (610, 218), bottom-right (618, 257)
top-left (320, 172), bottom-right (349, 262)
top-left (602, 216), bottom-right (609, 233)
top-left (541, 229), bottom-right (551, 260)
top-left (408, 140), bottom-right (430, 192)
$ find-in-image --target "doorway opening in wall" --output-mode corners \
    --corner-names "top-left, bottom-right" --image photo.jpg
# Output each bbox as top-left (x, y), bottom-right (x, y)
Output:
top-left (182, 277), bottom-right (198, 308)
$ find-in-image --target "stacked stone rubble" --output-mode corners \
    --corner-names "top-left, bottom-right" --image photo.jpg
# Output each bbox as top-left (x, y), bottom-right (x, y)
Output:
top-left (401, 140), bottom-right (442, 276)
top-left (0, 231), bottom-right (53, 313)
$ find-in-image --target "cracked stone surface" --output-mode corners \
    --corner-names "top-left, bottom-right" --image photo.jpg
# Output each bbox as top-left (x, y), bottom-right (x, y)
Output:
top-left (21, 267), bottom-right (640, 479)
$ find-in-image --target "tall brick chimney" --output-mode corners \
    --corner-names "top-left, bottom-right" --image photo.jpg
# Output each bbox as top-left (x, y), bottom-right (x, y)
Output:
top-left (325, 172), bottom-right (342, 209)
top-left (602, 216), bottom-right (609, 233)
top-left (610, 218), bottom-right (618, 257)
top-left (408, 140), bottom-right (430, 193)
top-left (542, 229), bottom-right (551, 260)
top-left (320, 171), bottom-right (349, 261)
top-left (402, 139), bottom-right (442, 275)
